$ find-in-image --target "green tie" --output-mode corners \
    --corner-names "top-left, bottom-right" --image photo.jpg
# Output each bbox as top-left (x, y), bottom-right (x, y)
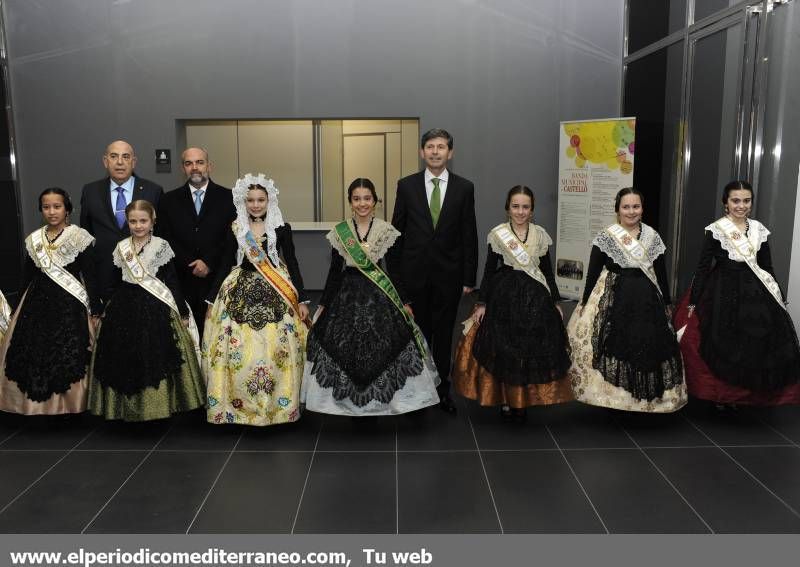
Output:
top-left (430, 177), bottom-right (441, 227)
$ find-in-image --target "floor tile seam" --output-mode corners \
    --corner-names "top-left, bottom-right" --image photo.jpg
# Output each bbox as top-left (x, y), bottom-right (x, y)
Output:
top-left (544, 424), bottom-right (610, 534)
top-left (717, 443), bottom-right (797, 449)
top-left (2, 444), bottom-right (788, 454)
top-left (290, 421), bottom-right (322, 534)
top-left (185, 428), bottom-right (245, 534)
top-left (70, 424), bottom-right (101, 450)
top-left (0, 429), bottom-right (22, 448)
top-left (616, 420), bottom-right (715, 534)
top-left (0, 428), bottom-right (96, 518)
top-left (749, 414), bottom-right (800, 448)
top-left (80, 423), bottom-right (173, 534)
top-left (466, 414), bottom-right (504, 534)
top-left (681, 414), bottom-right (800, 520)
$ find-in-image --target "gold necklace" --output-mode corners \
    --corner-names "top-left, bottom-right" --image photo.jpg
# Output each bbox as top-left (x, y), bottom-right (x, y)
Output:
top-left (132, 236), bottom-right (151, 255)
top-left (45, 226), bottom-right (66, 249)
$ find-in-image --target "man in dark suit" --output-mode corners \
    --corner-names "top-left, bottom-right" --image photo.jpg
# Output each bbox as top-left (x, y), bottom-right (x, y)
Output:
top-left (390, 128), bottom-right (478, 414)
top-left (157, 147), bottom-right (236, 335)
top-left (80, 140), bottom-right (163, 302)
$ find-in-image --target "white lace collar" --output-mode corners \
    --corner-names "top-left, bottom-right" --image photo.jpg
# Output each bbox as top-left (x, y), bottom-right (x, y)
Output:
top-left (592, 223), bottom-right (666, 268)
top-left (326, 218), bottom-right (400, 266)
top-left (26, 225), bottom-right (94, 268)
top-left (113, 236), bottom-right (175, 283)
top-left (488, 223), bottom-right (552, 269)
top-left (706, 217), bottom-right (769, 262)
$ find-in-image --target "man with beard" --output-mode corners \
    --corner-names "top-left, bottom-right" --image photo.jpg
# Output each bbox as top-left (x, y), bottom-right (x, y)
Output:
top-left (157, 147), bottom-right (235, 335)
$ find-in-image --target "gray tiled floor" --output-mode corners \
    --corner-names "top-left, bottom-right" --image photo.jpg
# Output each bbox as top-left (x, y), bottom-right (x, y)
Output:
top-left (1, 296), bottom-right (799, 533)
top-left (1, 401), bottom-right (799, 534)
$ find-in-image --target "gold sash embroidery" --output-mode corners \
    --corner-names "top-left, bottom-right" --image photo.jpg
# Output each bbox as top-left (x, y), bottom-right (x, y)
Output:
top-left (490, 224), bottom-right (550, 292)
top-left (28, 228), bottom-right (90, 310)
top-left (240, 228), bottom-right (301, 315)
top-left (714, 217), bottom-right (785, 309)
top-left (606, 224), bottom-right (662, 296)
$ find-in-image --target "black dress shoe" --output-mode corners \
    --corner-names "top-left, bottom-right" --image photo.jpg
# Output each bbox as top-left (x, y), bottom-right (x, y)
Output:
top-left (439, 396), bottom-right (458, 414)
top-left (511, 407), bottom-right (527, 424)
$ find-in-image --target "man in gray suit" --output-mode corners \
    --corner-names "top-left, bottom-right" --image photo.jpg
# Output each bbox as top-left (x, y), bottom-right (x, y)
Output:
top-left (80, 140), bottom-right (163, 302)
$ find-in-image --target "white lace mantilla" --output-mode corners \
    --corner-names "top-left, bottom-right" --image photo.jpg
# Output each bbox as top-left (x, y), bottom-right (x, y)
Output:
top-left (706, 218), bottom-right (769, 262)
top-left (26, 225), bottom-right (94, 268)
top-left (326, 218), bottom-right (400, 267)
top-left (113, 236), bottom-right (175, 283)
top-left (488, 223), bottom-right (552, 270)
top-left (232, 173), bottom-right (284, 266)
top-left (592, 223), bottom-right (666, 268)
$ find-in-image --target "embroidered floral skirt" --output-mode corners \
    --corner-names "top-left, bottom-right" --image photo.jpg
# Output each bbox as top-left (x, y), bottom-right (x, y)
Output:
top-left (203, 268), bottom-right (307, 426)
top-left (302, 269), bottom-right (439, 416)
top-left (567, 268), bottom-right (687, 412)
top-left (88, 286), bottom-right (205, 422)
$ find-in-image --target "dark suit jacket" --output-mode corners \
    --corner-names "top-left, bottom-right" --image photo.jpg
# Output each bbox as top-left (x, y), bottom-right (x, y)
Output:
top-left (390, 170), bottom-right (478, 292)
top-left (156, 180), bottom-right (236, 299)
top-left (79, 175), bottom-right (163, 300)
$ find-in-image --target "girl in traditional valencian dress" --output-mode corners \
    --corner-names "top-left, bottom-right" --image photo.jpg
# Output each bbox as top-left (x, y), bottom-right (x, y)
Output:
top-left (567, 187), bottom-right (686, 412)
top-left (89, 200), bottom-right (204, 421)
top-left (453, 186), bottom-right (572, 421)
top-left (302, 178), bottom-right (439, 416)
top-left (673, 180), bottom-right (800, 406)
top-left (0, 188), bottom-right (101, 414)
top-left (203, 173), bottom-right (309, 426)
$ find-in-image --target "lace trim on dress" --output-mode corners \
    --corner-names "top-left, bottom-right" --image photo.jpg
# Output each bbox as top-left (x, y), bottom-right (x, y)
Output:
top-left (309, 339), bottom-right (422, 407)
top-left (592, 223), bottom-right (665, 267)
top-left (706, 218), bottom-right (770, 262)
top-left (227, 269), bottom-right (287, 329)
top-left (26, 225), bottom-right (94, 268)
top-left (325, 218), bottom-right (400, 266)
top-left (113, 236), bottom-right (175, 283)
top-left (487, 223), bottom-right (551, 271)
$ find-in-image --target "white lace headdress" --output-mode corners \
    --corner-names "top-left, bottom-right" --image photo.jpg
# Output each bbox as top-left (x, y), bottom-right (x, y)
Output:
top-left (231, 173), bottom-right (285, 265)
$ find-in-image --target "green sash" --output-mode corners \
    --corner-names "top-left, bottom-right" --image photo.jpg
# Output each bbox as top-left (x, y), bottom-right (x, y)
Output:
top-left (334, 221), bottom-right (427, 357)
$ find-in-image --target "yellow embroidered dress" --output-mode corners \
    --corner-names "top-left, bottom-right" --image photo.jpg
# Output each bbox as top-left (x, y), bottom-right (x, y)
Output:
top-left (203, 174), bottom-right (308, 426)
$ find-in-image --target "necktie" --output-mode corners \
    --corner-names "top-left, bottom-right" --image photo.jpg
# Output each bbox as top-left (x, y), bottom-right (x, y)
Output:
top-left (114, 187), bottom-right (126, 228)
top-left (194, 189), bottom-right (204, 214)
top-left (430, 178), bottom-right (441, 227)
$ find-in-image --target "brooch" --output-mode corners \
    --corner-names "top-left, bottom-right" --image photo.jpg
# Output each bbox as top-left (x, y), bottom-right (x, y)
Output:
top-left (124, 251), bottom-right (134, 262)
top-left (622, 235), bottom-right (632, 245)
top-left (35, 243), bottom-right (43, 253)
top-left (248, 247), bottom-right (260, 257)
top-left (731, 231), bottom-right (741, 240)
top-left (345, 238), bottom-right (356, 247)
top-left (509, 241), bottom-right (519, 250)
